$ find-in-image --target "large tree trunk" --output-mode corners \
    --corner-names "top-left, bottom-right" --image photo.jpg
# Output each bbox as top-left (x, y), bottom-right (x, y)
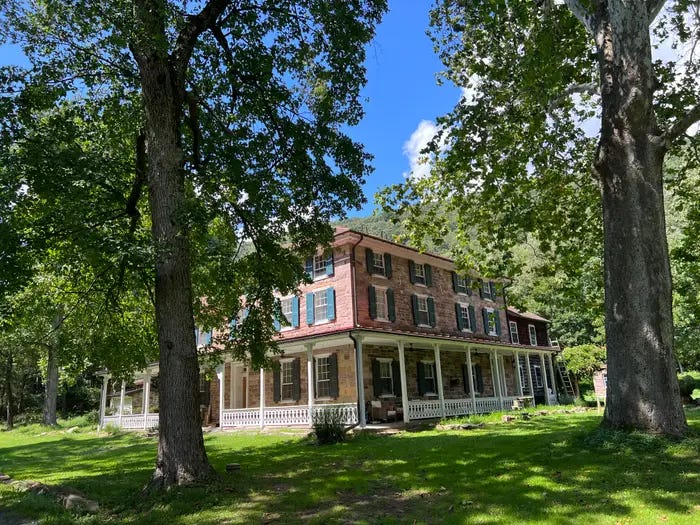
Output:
top-left (43, 344), bottom-right (58, 426)
top-left (593, 0), bottom-right (687, 435)
top-left (133, 2), bottom-right (215, 490)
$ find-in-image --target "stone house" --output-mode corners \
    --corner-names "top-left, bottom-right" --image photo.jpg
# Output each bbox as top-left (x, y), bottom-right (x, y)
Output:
top-left (100, 227), bottom-right (560, 429)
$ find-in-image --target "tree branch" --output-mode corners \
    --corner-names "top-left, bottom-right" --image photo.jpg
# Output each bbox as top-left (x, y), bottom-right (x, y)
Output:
top-left (647, 0), bottom-right (667, 23)
top-left (665, 102), bottom-right (700, 144)
top-left (563, 0), bottom-right (596, 34)
top-left (172, 0), bottom-right (234, 74)
top-left (547, 81), bottom-right (599, 114)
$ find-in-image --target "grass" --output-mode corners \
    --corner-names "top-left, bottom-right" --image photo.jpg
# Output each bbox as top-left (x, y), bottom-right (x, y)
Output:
top-left (0, 409), bottom-right (699, 524)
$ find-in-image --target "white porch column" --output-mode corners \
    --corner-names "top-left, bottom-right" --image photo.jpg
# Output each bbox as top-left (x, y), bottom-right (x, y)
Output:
top-left (514, 352), bottom-right (523, 396)
top-left (492, 352), bottom-right (503, 410)
top-left (229, 361), bottom-right (235, 410)
top-left (355, 335), bottom-right (366, 428)
top-left (500, 354), bottom-right (508, 397)
top-left (547, 353), bottom-right (558, 404)
top-left (118, 380), bottom-right (126, 427)
top-left (540, 353), bottom-right (550, 405)
top-left (216, 365), bottom-right (225, 428)
top-left (465, 349), bottom-right (476, 413)
top-left (525, 353), bottom-right (535, 406)
top-left (259, 368), bottom-right (265, 428)
top-left (434, 344), bottom-right (446, 418)
top-left (142, 371), bottom-right (151, 430)
top-left (398, 341), bottom-right (410, 423)
top-left (306, 343), bottom-right (315, 426)
top-left (98, 375), bottom-right (109, 431)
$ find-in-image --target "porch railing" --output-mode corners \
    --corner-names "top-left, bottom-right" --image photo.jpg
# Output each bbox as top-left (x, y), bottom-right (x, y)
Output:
top-left (408, 396), bottom-right (532, 420)
top-left (102, 413), bottom-right (159, 430)
top-left (221, 403), bottom-right (358, 428)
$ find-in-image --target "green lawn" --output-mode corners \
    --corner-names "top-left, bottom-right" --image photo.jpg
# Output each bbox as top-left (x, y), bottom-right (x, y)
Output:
top-left (1, 408), bottom-right (699, 524)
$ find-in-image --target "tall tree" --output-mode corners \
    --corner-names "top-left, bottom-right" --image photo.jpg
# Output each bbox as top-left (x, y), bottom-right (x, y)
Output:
top-left (2, 0), bottom-right (386, 488)
top-left (381, 1), bottom-right (699, 435)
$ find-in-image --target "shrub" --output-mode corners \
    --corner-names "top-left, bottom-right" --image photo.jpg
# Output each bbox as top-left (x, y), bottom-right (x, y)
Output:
top-left (678, 375), bottom-right (696, 398)
top-left (312, 407), bottom-right (346, 445)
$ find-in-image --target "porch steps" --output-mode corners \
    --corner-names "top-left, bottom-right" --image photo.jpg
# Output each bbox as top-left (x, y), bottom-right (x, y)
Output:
top-left (555, 358), bottom-right (576, 397)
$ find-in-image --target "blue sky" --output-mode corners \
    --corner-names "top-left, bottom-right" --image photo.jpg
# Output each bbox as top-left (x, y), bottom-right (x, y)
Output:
top-left (351, 0), bottom-right (460, 216)
top-left (0, 1), bottom-right (456, 217)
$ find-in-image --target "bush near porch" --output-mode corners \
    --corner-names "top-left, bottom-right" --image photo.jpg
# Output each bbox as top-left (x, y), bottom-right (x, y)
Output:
top-left (1, 409), bottom-right (699, 524)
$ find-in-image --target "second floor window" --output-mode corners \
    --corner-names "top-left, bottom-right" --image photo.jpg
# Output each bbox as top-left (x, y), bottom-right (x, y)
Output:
top-left (510, 321), bottom-right (520, 344)
top-left (528, 324), bottom-right (538, 346)
top-left (306, 251), bottom-right (334, 280)
top-left (281, 297), bottom-right (293, 325)
top-left (456, 303), bottom-right (475, 332)
top-left (369, 285), bottom-right (396, 322)
top-left (482, 307), bottom-right (501, 336)
top-left (366, 248), bottom-right (392, 278)
top-left (452, 272), bottom-right (470, 294)
top-left (306, 288), bottom-right (336, 325)
top-left (414, 295), bottom-right (430, 326)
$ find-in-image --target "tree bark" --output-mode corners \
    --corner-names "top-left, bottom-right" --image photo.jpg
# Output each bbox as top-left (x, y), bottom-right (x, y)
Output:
top-left (133, 1), bottom-right (215, 489)
top-left (592, 0), bottom-right (687, 435)
top-left (43, 343), bottom-right (58, 426)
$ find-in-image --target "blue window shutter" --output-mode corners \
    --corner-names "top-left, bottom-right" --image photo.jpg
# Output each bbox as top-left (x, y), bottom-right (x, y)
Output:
top-left (368, 285), bottom-right (377, 319)
top-left (495, 309), bottom-right (502, 336)
top-left (478, 279), bottom-right (485, 298)
top-left (326, 250), bottom-right (334, 276)
top-left (409, 261), bottom-right (416, 284)
top-left (425, 264), bottom-right (433, 287)
top-left (326, 288), bottom-right (336, 321)
top-left (292, 297), bottom-right (300, 328)
top-left (427, 297), bottom-right (436, 327)
top-left (384, 254), bottom-right (393, 279)
top-left (273, 318), bottom-right (281, 331)
top-left (205, 330), bottom-right (213, 345)
top-left (194, 328), bottom-right (199, 345)
top-left (482, 308), bottom-right (489, 333)
top-left (306, 293), bottom-right (315, 325)
top-left (455, 303), bottom-right (464, 330)
top-left (365, 248), bottom-right (374, 274)
top-left (305, 257), bottom-right (314, 278)
top-left (387, 288), bottom-right (396, 322)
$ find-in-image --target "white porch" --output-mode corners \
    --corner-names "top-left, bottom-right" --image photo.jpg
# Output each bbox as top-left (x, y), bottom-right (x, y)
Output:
top-left (221, 403), bottom-right (358, 427)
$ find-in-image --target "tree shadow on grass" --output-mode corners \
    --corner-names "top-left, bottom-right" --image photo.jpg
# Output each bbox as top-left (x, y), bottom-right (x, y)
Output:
top-left (0, 411), bottom-right (699, 524)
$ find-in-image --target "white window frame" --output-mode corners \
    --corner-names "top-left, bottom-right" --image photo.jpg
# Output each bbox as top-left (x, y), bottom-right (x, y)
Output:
top-left (314, 291), bottom-right (329, 323)
top-left (374, 286), bottom-right (389, 322)
top-left (471, 364), bottom-right (481, 396)
top-left (509, 321), bottom-right (520, 344)
top-left (416, 294), bottom-right (430, 326)
top-left (414, 263), bottom-right (426, 285)
top-left (459, 302), bottom-right (472, 332)
top-left (312, 253), bottom-right (328, 281)
top-left (280, 359), bottom-right (294, 401)
top-left (485, 307), bottom-right (498, 336)
top-left (372, 252), bottom-right (386, 277)
top-left (377, 357), bottom-right (394, 397)
top-left (315, 354), bottom-right (331, 399)
top-left (528, 324), bottom-right (538, 346)
top-left (422, 360), bottom-right (437, 395)
top-left (280, 296), bottom-right (294, 331)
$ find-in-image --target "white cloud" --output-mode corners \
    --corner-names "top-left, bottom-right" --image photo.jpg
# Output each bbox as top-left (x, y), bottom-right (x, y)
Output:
top-left (402, 120), bottom-right (438, 180)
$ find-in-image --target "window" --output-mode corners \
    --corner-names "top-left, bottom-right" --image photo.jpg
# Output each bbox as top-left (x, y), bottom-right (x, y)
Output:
top-left (281, 297), bottom-right (293, 326)
top-left (416, 296), bottom-right (429, 325)
top-left (483, 307), bottom-right (499, 336)
top-left (453, 273), bottom-right (469, 294)
top-left (418, 361), bottom-right (437, 395)
top-left (457, 303), bottom-right (472, 332)
top-left (510, 321), bottom-right (520, 344)
top-left (533, 364), bottom-right (543, 388)
top-left (316, 356), bottom-right (331, 398)
top-left (366, 248), bottom-right (392, 278)
top-left (379, 360), bottom-right (393, 395)
top-left (306, 288), bottom-right (335, 324)
top-left (471, 364), bottom-right (482, 395)
top-left (528, 324), bottom-right (538, 346)
top-left (409, 260), bottom-right (432, 286)
top-left (375, 287), bottom-right (388, 320)
top-left (315, 292), bottom-right (328, 321)
top-left (373, 252), bottom-right (385, 273)
top-left (518, 360), bottom-right (526, 389)
top-left (313, 254), bottom-right (326, 279)
top-left (281, 360), bottom-right (294, 400)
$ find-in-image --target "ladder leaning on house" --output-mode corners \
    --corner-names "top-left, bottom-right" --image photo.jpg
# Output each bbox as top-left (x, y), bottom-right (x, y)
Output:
top-left (554, 355), bottom-right (576, 397)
